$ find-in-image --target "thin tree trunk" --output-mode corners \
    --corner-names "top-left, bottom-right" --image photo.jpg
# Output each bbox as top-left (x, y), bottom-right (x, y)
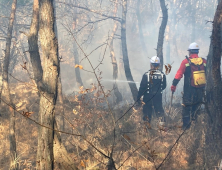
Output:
top-left (109, 22), bottom-right (123, 103)
top-left (53, 0), bottom-right (65, 132)
top-left (121, 0), bottom-right (138, 101)
top-left (73, 43), bottom-right (84, 87)
top-left (57, 76), bottom-right (65, 130)
top-left (13, 19), bottom-right (32, 74)
top-left (157, 0), bottom-right (168, 71)
top-left (0, 59), bottom-right (3, 104)
top-left (28, 0), bottom-right (43, 89)
top-left (8, 45), bottom-right (16, 74)
top-left (118, 42), bottom-right (124, 96)
top-left (136, 0), bottom-right (148, 57)
top-left (73, 2), bottom-right (84, 88)
top-left (20, 41), bottom-right (31, 72)
top-left (211, 1), bottom-right (222, 138)
top-left (108, 0), bottom-right (122, 103)
top-left (1, 0), bottom-right (18, 169)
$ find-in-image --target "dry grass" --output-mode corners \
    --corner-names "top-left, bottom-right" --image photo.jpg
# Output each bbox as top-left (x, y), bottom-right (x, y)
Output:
top-left (0, 82), bottom-right (207, 170)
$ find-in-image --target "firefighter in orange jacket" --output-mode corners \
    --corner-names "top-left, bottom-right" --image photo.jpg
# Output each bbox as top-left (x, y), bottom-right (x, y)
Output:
top-left (171, 42), bottom-right (207, 130)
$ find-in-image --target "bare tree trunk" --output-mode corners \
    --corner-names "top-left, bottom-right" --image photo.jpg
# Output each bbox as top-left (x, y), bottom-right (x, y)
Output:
top-left (0, 61), bottom-right (2, 105)
top-left (29, 0), bottom-right (59, 169)
top-left (211, 1), bottom-right (222, 138)
top-left (109, 22), bottom-right (123, 103)
top-left (13, 19), bottom-right (32, 75)
top-left (19, 41), bottom-right (31, 72)
top-left (53, 120), bottom-right (78, 170)
top-left (1, 0), bottom-right (18, 169)
top-left (121, 0), bottom-right (138, 101)
top-left (38, 0), bottom-right (57, 167)
top-left (205, 2), bottom-right (222, 168)
top-left (28, 1), bottom-right (78, 169)
top-left (108, 1), bottom-right (122, 103)
top-left (157, 0), bottom-right (168, 71)
top-left (206, 44), bottom-right (213, 103)
top-left (57, 76), bottom-right (65, 130)
top-left (136, 0), bottom-right (148, 57)
top-left (8, 45), bottom-right (16, 73)
top-left (28, 0), bottom-right (43, 89)
top-left (53, 0), bottom-right (65, 132)
top-left (73, 2), bottom-right (84, 88)
top-left (73, 42), bottom-right (84, 87)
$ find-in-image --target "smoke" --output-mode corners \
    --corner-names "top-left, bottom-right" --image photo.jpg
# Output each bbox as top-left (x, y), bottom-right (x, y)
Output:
top-left (55, 0), bottom-right (216, 103)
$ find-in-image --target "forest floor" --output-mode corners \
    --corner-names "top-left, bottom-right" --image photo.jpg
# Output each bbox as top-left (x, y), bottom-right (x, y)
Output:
top-left (0, 82), bottom-right (207, 170)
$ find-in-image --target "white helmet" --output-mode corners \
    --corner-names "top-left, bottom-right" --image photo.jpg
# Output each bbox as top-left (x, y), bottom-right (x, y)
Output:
top-left (188, 42), bottom-right (200, 51)
top-left (150, 56), bottom-right (160, 64)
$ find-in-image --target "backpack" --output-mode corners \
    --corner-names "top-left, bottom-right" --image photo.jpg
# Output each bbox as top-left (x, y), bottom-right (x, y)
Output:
top-left (186, 56), bottom-right (206, 88)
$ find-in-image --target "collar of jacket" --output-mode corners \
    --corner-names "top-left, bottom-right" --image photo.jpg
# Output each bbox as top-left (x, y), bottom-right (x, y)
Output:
top-left (189, 54), bottom-right (199, 59)
top-left (149, 69), bottom-right (161, 71)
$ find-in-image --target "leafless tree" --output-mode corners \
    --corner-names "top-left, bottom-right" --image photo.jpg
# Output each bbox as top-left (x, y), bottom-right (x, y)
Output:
top-left (205, 1), bottom-right (222, 168)
top-left (108, 0), bottom-right (122, 103)
top-left (211, 0), bottom-right (222, 138)
top-left (157, 0), bottom-right (168, 71)
top-left (28, 0), bottom-right (59, 168)
top-left (27, 1), bottom-right (78, 169)
top-left (73, 0), bottom-right (84, 88)
top-left (53, 0), bottom-right (65, 132)
top-left (121, 0), bottom-right (138, 101)
top-left (0, 0), bottom-right (18, 169)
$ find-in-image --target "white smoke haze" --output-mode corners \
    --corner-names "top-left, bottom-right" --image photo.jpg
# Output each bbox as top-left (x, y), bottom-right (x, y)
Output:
top-left (5, 0), bottom-right (216, 105)
top-left (54, 0), bottom-right (215, 106)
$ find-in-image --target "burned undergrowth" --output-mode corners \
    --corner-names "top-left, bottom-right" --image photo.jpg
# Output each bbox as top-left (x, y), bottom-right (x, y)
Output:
top-left (0, 80), bottom-right (208, 170)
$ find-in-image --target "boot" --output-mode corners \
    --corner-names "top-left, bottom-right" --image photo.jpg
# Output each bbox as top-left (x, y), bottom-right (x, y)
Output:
top-left (182, 116), bottom-right (190, 130)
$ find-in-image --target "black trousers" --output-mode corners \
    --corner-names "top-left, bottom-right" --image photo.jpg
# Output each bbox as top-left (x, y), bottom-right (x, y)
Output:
top-left (142, 94), bottom-right (165, 122)
top-left (182, 87), bottom-right (204, 129)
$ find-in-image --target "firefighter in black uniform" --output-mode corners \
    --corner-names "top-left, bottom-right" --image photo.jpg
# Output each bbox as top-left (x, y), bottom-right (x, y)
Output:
top-left (171, 42), bottom-right (207, 130)
top-left (137, 56), bottom-right (166, 123)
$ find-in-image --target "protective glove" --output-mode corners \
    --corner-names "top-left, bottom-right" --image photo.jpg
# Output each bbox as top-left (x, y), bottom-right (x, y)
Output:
top-left (171, 85), bottom-right (176, 92)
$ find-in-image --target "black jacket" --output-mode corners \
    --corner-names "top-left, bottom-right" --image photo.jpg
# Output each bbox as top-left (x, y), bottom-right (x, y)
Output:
top-left (137, 70), bottom-right (166, 103)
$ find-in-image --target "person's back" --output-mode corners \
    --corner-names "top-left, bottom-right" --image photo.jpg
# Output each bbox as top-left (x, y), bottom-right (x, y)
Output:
top-left (171, 42), bottom-right (207, 130)
top-left (137, 56), bottom-right (166, 123)
top-left (173, 53), bottom-right (206, 94)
